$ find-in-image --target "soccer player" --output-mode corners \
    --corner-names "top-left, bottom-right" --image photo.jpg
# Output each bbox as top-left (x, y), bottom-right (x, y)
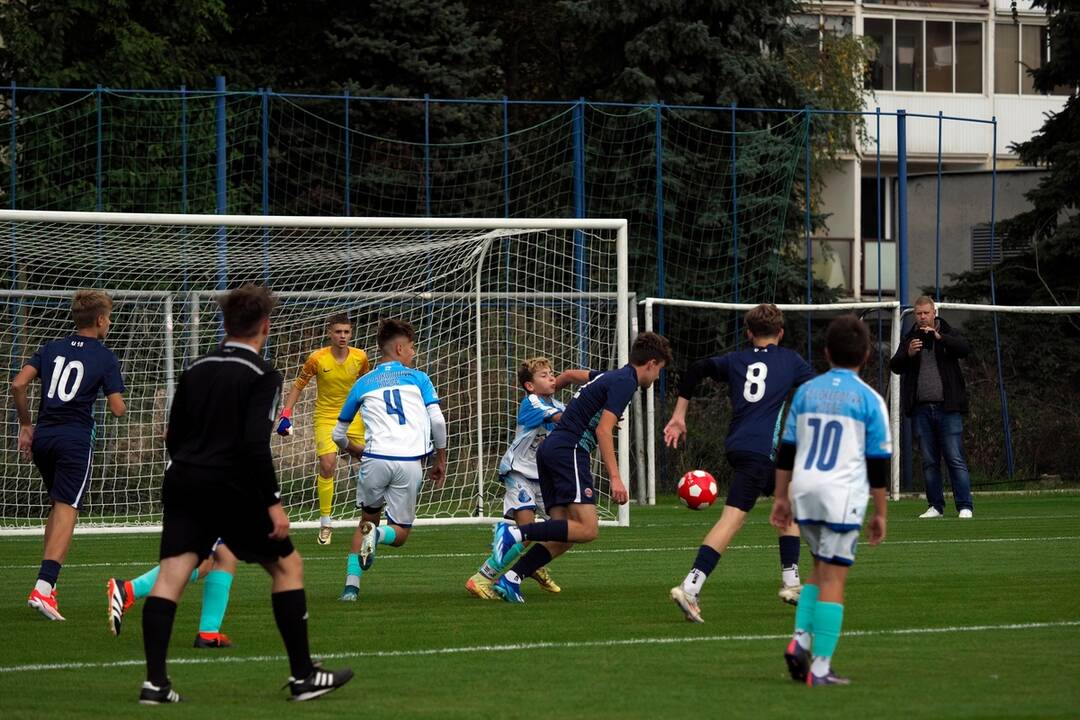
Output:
top-left (138, 285), bottom-right (352, 704)
top-left (12, 290), bottom-right (126, 621)
top-left (489, 332), bottom-right (672, 603)
top-left (665, 304), bottom-right (814, 622)
top-left (107, 541), bottom-right (237, 647)
top-left (277, 313), bottom-right (370, 545)
top-left (333, 319), bottom-right (447, 602)
top-left (465, 357), bottom-right (574, 600)
top-left (770, 315), bottom-right (891, 686)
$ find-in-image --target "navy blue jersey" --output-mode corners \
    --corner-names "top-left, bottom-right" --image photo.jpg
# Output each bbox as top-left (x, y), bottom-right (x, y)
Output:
top-left (27, 335), bottom-right (124, 437)
top-left (547, 365), bottom-right (638, 452)
top-left (702, 345), bottom-right (814, 457)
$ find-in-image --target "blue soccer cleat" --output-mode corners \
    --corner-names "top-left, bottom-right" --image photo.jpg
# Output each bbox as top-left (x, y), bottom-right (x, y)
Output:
top-left (784, 637), bottom-right (810, 682)
top-left (806, 669), bottom-right (851, 687)
top-left (492, 575), bottom-right (525, 603)
top-left (491, 522), bottom-right (520, 568)
top-left (339, 585), bottom-right (359, 602)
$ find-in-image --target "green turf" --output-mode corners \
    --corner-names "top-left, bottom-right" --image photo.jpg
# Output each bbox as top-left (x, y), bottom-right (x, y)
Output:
top-left (2, 494), bottom-right (1079, 718)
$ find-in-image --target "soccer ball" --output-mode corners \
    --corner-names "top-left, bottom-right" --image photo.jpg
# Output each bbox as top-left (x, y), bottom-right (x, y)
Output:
top-left (677, 470), bottom-right (718, 510)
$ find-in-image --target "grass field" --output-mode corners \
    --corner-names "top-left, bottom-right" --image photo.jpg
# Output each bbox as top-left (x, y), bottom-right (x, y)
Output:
top-left (2, 493), bottom-right (1079, 719)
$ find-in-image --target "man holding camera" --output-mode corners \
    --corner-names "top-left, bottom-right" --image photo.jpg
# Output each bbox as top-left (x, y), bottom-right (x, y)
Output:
top-left (890, 296), bottom-right (974, 519)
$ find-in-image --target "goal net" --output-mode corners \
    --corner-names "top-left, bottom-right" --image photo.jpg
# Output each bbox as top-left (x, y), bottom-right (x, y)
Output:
top-left (0, 210), bottom-right (630, 533)
top-left (642, 298), bottom-right (902, 501)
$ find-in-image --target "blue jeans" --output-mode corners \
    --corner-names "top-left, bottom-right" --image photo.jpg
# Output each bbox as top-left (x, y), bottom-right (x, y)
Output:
top-left (913, 403), bottom-right (973, 513)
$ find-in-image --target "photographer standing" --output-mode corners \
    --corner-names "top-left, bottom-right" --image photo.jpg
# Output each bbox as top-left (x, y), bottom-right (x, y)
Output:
top-left (890, 296), bottom-right (974, 519)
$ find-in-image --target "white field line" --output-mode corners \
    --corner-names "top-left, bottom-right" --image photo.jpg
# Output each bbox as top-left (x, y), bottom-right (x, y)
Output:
top-left (0, 535), bottom-right (1077, 572)
top-left (1, 619), bottom-right (1077, 675)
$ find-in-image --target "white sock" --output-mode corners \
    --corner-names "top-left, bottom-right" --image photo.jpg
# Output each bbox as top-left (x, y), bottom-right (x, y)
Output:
top-left (794, 630), bottom-right (811, 651)
top-left (320, 516), bottom-right (332, 527)
top-left (508, 526), bottom-right (524, 544)
top-left (479, 561), bottom-right (498, 580)
top-left (782, 564), bottom-right (800, 587)
top-left (811, 656), bottom-right (831, 677)
top-left (34, 579), bottom-right (52, 595)
top-left (504, 570), bottom-right (522, 584)
top-left (346, 574), bottom-right (360, 587)
top-left (681, 568), bottom-right (707, 597)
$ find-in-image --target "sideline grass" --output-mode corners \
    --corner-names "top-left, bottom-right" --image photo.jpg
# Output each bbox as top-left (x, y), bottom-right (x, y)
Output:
top-left (1, 494), bottom-right (1078, 719)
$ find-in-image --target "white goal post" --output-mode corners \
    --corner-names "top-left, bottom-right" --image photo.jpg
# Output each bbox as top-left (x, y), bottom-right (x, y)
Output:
top-left (0, 210), bottom-right (631, 534)
top-left (642, 298), bottom-right (903, 502)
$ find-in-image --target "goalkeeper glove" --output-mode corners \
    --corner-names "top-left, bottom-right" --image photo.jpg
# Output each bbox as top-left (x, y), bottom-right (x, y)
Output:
top-left (276, 408), bottom-right (294, 436)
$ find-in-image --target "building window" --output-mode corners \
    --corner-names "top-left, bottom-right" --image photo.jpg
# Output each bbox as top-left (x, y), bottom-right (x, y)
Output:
top-left (791, 13), bottom-right (853, 55)
top-left (995, 22), bottom-right (1071, 95)
top-left (865, 18), bottom-right (983, 94)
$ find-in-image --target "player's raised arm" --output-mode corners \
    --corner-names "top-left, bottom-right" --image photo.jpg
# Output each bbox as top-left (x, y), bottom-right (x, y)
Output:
top-left (554, 368), bottom-right (591, 391)
top-left (11, 364), bottom-right (39, 461)
top-left (332, 384), bottom-right (365, 459)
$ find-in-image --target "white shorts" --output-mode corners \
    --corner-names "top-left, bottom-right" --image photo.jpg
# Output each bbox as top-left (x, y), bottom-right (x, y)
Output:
top-left (501, 471), bottom-right (545, 519)
top-left (355, 457), bottom-right (423, 528)
top-left (798, 523), bottom-right (860, 566)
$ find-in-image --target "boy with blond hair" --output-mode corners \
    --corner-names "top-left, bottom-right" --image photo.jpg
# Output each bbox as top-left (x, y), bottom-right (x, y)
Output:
top-left (13, 290), bottom-right (127, 621)
top-left (466, 357), bottom-right (571, 599)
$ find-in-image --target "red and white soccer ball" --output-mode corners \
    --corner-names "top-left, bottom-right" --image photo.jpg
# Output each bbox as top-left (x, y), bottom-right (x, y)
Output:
top-left (678, 470), bottom-right (718, 510)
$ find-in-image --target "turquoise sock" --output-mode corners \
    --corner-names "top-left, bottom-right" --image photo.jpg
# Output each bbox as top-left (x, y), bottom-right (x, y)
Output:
top-left (378, 525), bottom-right (397, 545)
top-left (811, 601), bottom-right (845, 659)
top-left (794, 583), bottom-right (820, 634)
top-left (197, 570), bottom-right (233, 634)
top-left (346, 553), bottom-right (363, 586)
top-left (131, 566), bottom-right (160, 599)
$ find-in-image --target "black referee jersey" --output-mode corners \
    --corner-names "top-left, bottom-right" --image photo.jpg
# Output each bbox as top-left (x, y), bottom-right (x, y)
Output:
top-left (165, 341), bottom-right (283, 507)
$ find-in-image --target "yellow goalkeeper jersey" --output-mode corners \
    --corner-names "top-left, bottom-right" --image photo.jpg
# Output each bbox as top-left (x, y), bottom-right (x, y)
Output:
top-left (293, 346), bottom-right (371, 421)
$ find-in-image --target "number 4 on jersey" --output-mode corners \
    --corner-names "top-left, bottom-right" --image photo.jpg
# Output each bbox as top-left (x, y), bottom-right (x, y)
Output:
top-left (383, 389), bottom-right (407, 425)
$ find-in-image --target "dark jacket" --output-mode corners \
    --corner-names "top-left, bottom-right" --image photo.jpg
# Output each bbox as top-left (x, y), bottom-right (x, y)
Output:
top-left (889, 316), bottom-right (971, 417)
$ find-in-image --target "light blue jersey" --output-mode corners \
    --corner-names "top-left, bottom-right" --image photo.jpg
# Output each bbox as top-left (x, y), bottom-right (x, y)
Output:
top-left (497, 393), bottom-right (566, 480)
top-left (338, 361), bottom-right (440, 461)
top-left (781, 368), bottom-right (892, 530)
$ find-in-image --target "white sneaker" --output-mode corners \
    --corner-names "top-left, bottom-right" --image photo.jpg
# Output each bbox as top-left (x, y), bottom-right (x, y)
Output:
top-left (919, 507), bottom-right (943, 519)
top-left (958, 509), bottom-right (973, 519)
top-left (669, 586), bottom-right (704, 623)
top-left (778, 584), bottom-right (802, 606)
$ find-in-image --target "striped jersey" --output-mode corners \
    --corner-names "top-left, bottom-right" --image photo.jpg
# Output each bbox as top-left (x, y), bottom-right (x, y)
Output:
top-left (781, 368), bottom-right (892, 529)
top-left (293, 346), bottom-right (370, 422)
top-left (337, 360), bottom-right (440, 460)
top-left (498, 393), bottom-right (566, 480)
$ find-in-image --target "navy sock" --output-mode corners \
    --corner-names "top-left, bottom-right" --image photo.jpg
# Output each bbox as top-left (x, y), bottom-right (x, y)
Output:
top-left (692, 545), bottom-right (721, 576)
top-left (509, 544), bottom-right (554, 580)
top-left (271, 589), bottom-right (315, 680)
top-left (518, 520), bottom-right (569, 543)
top-left (779, 535), bottom-right (800, 568)
top-left (142, 596), bottom-right (177, 687)
top-left (38, 559), bottom-right (61, 586)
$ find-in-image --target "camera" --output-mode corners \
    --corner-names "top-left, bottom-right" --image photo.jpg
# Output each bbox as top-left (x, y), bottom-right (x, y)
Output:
top-left (918, 325), bottom-right (935, 350)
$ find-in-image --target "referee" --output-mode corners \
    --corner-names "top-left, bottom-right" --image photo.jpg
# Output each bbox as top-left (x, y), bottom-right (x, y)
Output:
top-left (138, 285), bottom-right (353, 704)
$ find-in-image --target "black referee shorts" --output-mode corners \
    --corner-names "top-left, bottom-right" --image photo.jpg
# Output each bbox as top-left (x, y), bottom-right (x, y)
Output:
top-left (159, 464), bottom-right (295, 564)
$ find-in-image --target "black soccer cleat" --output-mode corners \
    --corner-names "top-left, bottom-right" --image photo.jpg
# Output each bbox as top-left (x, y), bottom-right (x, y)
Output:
top-left (193, 631), bottom-right (233, 648)
top-left (784, 637), bottom-right (810, 682)
top-left (285, 664), bottom-right (354, 702)
top-left (139, 681), bottom-right (183, 704)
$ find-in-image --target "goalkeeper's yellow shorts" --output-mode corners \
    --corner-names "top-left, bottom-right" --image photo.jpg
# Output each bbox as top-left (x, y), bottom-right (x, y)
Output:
top-left (313, 418), bottom-right (364, 457)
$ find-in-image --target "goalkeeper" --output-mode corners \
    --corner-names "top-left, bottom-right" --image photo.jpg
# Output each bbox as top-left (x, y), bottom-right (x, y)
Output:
top-left (277, 314), bottom-right (370, 545)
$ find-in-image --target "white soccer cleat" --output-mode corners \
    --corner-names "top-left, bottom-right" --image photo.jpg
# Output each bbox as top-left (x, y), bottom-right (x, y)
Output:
top-left (778, 584), bottom-right (802, 606)
top-left (670, 586), bottom-right (704, 623)
top-left (919, 507), bottom-right (944, 519)
top-left (317, 525), bottom-right (333, 545)
top-left (958, 509), bottom-right (973, 519)
top-left (358, 522), bottom-right (377, 570)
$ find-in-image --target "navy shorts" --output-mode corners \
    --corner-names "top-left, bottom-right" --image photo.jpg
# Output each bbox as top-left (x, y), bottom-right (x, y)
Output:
top-left (31, 433), bottom-right (94, 510)
top-left (724, 450), bottom-right (776, 512)
top-left (536, 441), bottom-right (596, 509)
top-left (159, 464), bottom-right (295, 565)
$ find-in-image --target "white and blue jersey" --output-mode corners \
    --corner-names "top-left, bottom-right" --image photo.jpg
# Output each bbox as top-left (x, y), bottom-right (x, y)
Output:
top-left (337, 360), bottom-right (440, 460)
top-left (28, 335), bottom-right (125, 441)
top-left (498, 394), bottom-right (565, 480)
top-left (781, 368), bottom-right (892, 530)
